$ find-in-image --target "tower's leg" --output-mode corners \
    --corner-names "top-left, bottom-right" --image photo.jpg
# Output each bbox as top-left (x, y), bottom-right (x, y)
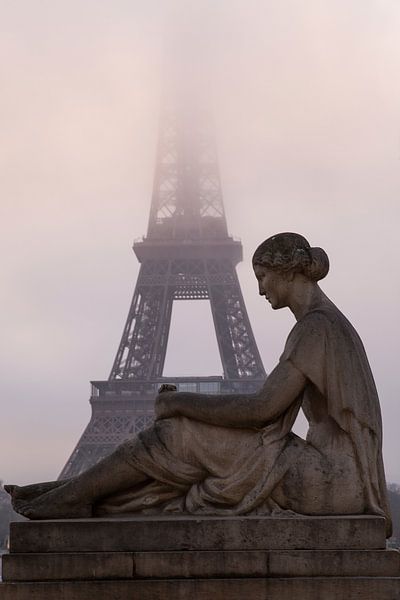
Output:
top-left (207, 260), bottom-right (265, 380)
top-left (110, 262), bottom-right (174, 380)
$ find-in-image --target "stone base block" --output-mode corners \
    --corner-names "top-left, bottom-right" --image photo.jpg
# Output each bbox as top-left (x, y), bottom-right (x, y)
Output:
top-left (3, 549), bottom-right (400, 581)
top-left (8, 515), bottom-right (387, 553)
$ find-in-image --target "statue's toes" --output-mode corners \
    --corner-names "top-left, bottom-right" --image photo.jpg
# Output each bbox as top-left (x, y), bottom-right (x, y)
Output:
top-left (15, 502), bottom-right (33, 518)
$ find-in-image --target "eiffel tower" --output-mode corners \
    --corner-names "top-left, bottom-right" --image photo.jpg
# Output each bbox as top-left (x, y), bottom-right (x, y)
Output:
top-left (60, 106), bottom-right (266, 478)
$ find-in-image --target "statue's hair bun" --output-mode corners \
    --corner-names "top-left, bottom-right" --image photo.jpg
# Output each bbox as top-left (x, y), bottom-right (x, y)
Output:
top-left (307, 247), bottom-right (329, 281)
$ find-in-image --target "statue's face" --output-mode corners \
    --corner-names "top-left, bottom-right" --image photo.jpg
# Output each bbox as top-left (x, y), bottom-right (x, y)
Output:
top-left (253, 264), bottom-right (291, 310)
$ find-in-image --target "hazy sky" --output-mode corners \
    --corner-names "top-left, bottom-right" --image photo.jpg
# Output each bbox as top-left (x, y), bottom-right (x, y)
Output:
top-left (1, 0), bottom-right (400, 485)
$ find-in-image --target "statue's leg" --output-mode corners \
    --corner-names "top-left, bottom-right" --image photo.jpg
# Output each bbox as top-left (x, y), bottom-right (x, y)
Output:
top-left (9, 441), bottom-right (148, 520)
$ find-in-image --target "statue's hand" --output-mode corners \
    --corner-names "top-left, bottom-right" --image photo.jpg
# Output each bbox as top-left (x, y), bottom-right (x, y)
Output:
top-left (155, 384), bottom-right (178, 420)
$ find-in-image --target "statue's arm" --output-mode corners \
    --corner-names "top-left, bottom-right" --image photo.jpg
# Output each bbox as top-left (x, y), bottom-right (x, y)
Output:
top-left (155, 359), bottom-right (306, 428)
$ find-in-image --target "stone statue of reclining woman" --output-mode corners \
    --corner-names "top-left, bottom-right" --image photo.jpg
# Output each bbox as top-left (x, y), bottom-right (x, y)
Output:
top-left (6, 232), bottom-right (392, 537)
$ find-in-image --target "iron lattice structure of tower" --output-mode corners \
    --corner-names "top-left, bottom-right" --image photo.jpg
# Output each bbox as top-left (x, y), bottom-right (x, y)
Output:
top-left (60, 107), bottom-right (266, 478)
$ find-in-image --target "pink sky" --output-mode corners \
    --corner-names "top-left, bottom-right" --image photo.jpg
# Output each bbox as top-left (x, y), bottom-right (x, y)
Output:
top-left (1, 0), bottom-right (400, 484)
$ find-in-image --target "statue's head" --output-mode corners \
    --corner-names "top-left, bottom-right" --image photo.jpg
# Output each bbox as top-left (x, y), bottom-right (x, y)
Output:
top-left (252, 232), bottom-right (329, 282)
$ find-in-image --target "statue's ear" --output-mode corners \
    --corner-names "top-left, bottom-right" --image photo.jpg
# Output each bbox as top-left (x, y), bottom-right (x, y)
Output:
top-left (285, 270), bottom-right (296, 282)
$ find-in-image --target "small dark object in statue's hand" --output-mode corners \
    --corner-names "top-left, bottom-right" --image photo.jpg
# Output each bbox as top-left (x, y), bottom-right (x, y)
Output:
top-left (158, 383), bottom-right (177, 394)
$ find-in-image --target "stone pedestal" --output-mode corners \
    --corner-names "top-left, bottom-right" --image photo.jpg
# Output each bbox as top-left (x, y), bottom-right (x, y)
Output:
top-left (1, 515), bottom-right (399, 599)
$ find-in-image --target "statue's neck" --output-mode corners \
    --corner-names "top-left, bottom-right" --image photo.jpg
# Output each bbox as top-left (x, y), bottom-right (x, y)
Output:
top-left (289, 283), bottom-right (329, 321)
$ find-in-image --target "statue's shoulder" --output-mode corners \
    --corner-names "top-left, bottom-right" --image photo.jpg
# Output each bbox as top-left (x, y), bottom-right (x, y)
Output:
top-left (293, 306), bottom-right (337, 332)
top-left (286, 305), bottom-right (345, 348)
top-left (291, 304), bottom-right (362, 354)
top-left (301, 302), bottom-right (347, 328)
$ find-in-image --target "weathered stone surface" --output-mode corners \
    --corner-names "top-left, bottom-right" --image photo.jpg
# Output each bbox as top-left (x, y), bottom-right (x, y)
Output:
top-left (1, 577), bottom-right (400, 600)
top-left (3, 548), bottom-right (400, 581)
top-left (265, 548), bottom-right (400, 578)
top-left (9, 515), bottom-right (386, 554)
top-left (134, 548), bottom-right (400, 579)
top-left (2, 551), bottom-right (135, 582)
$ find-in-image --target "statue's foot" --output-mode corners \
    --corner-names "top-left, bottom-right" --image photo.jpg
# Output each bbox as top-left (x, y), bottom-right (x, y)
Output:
top-left (5, 481), bottom-right (64, 503)
top-left (14, 491), bottom-right (92, 520)
top-left (5, 485), bottom-right (36, 513)
top-left (6, 481), bottom-right (92, 520)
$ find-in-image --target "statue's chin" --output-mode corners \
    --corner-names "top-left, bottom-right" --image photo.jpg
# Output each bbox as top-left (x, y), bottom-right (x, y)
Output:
top-left (271, 302), bottom-right (285, 311)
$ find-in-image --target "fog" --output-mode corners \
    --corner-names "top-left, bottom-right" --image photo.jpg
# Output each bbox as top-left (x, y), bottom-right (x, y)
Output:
top-left (1, 0), bottom-right (400, 484)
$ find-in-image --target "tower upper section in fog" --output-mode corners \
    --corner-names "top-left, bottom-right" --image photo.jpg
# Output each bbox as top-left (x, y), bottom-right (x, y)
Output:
top-left (110, 106), bottom-right (265, 381)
